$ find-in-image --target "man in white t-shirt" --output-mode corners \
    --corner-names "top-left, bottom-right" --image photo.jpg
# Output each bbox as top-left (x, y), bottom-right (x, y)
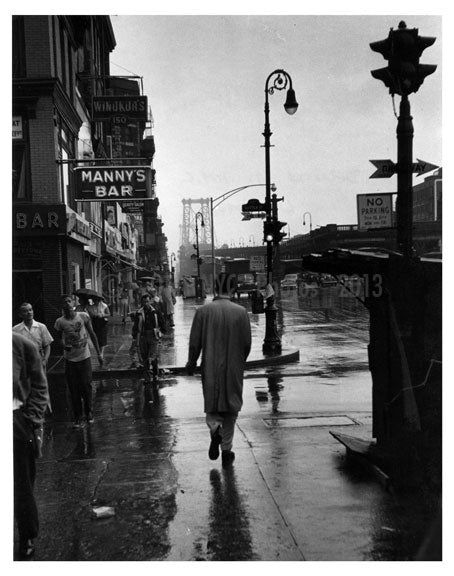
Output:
top-left (54, 295), bottom-right (103, 427)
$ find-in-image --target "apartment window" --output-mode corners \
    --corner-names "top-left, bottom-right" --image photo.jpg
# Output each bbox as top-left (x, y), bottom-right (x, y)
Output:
top-left (12, 16), bottom-right (26, 78)
top-left (70, 262), bottom-right (80, 293)
top-left (13, 116), bottom-right (30, 201)
top-left (57, 119), bottom-right (75, 207)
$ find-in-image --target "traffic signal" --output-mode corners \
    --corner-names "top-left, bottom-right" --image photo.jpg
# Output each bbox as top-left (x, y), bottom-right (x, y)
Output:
top-left (273, 220), bottom-right (287, 245)
top-left (370, 21), bottom-right (436, 96)
top-left (263, 220), bottom-right (274, 243)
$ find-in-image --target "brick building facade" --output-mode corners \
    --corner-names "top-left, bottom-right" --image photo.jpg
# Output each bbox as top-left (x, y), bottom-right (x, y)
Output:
top-left (12, 16), bottom-right (168, 330)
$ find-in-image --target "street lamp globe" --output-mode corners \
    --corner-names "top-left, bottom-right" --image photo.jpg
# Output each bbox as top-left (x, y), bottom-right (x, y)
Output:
top-left (284, 88), bottom-right (298, 115)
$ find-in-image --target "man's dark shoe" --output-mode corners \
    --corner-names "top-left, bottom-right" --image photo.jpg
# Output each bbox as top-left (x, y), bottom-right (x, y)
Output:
top-left (221, 450), bottom-right (235, 468)
top-left (17, 538), bottom-right (35, 560)
top-left (208, 428), bottom-right (222, 460)
top-left (73, 419), bottom-right (82, 428)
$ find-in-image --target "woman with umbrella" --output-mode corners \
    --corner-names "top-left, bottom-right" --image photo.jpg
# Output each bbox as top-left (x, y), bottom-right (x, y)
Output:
top-left (80, 290), bottom-right (110, 360)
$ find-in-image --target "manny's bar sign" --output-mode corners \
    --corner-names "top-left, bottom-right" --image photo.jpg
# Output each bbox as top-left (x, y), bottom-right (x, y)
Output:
top-left (92, 96), bottom-right (148, 121)
top-left (74, 166), bottom-right (152, 201)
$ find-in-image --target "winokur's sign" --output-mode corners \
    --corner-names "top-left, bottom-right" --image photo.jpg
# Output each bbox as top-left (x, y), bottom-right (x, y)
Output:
top-left (74, 166), bottom-right (152, 201)
top-left (92, 96), bottom-right (148, 121)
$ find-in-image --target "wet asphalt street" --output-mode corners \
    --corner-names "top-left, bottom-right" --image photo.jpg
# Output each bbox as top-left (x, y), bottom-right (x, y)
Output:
top-left (24, 287), bottom-right (435, 561)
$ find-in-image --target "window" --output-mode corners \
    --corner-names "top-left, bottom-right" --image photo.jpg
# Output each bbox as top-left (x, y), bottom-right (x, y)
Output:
top-left (57, 118), bottom-right (75, 207)
top-left (13, 117), bottom-right (30, 201)
top-left (70, 262), bottom-right (80, 293)
top-left (12, 16), bottom-right (26, 78)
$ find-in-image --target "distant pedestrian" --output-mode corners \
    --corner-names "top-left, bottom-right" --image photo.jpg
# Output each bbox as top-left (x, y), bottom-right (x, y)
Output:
top-left (149, 285), bottom-right (164, 314)
top-left (87, 295), bottom-right (110, 359)
top-left (133, 294), bottom-right (166, 383)
top-left (13, 332), bottom-right (49, 560)
top-left (186, 273), bottom-right (251, 468)
top-left (13, 302), bottom-right (54, 369)
top-left (54, 295), bottom-right (103, 427)
top-left (160, 277), bottom-right (177, 328)
top-left (119, 286), bottom-right (130, 324)
top-left (75, 294), bottom-right (89, 313)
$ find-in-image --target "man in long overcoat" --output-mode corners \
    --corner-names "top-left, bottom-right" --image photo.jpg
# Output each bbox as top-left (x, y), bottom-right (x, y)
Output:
top-left (186, 273), bottom-right (251, 468)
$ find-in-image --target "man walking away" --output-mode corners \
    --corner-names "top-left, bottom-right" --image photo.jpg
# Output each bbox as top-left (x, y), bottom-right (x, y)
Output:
top-left (13, 332), bottom-right (49, 560)
top-left (186, 273), bottom-right (251, 468)
top-left (54, 295), bottom-right (103, 427)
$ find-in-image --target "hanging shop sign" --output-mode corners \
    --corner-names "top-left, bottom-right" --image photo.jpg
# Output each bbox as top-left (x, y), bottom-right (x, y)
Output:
top-left (74, 166), bottom-right (152, 201)
top-left (67, 208), bottom-right (91, 245)
top-left (92, 95), bottom-right (148, 122)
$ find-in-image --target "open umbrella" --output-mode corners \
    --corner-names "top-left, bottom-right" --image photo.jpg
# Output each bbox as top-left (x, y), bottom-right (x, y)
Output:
top-left (74, 288), bottom-right (102, 299)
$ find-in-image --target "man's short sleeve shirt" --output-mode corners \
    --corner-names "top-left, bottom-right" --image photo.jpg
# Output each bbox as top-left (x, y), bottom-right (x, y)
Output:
top-left (12, 320), bottom-right (54, 359)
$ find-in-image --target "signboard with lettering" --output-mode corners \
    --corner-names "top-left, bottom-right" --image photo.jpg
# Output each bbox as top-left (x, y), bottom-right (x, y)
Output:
top-left (74, 166), bottom-right (152, 201)
top-left (67, 208), bottom-right (91, 245)
top-left (13, 204), bottom-right (66, 236)
top-left (92, 96), bottom-right (148, 121)
top-left (357, 193), bottom-right (394, 230)
top-left (13, 116), bottom-right (23, 139)
top-left (250, 255), bottom-right (266, 272)
top-left (121, 200), bottom-right (145, 213)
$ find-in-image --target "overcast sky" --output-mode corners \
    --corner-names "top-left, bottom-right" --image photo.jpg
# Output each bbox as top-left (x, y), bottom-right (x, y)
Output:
top-left (7, 3), bottom-right (446, 260)
top-left (109, 9), bottom-right (442, 256)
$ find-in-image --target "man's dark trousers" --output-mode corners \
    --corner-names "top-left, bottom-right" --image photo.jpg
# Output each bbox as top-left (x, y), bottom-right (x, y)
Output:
top-left (13, 410), bottom-right (38, 542)
top-left (65, 358), bottom-right (93, 419)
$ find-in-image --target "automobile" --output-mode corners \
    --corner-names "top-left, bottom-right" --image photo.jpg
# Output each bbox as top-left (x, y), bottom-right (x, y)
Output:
top-left (319, 273), bottom-right (337, 287)
top-left (280, 273), bottom-right (299, 290)
top-left (235, 273), bottom-right (257, 298)
top-left (300, 272), bottom-right (319, 285)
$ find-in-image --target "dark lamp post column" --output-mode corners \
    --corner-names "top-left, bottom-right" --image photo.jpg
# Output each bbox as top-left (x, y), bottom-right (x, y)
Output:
top-left (262, 69), bottom-right (298, 356)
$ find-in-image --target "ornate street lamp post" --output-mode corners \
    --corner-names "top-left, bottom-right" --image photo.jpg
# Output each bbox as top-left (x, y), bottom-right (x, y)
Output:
top-left (262, 69), bottom-right (298, 355)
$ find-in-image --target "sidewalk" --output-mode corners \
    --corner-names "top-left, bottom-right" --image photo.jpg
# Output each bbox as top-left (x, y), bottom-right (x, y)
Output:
top-left (28, 297), bottom-right (434, 561)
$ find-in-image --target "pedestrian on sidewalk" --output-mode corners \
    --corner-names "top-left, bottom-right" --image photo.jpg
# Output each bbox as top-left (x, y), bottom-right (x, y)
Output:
top-left (75, 294), bottom-right (89, 313)
top-left (87, 295), bottom-right (110, 359)
top-left (160, 276), bottom-right (177, 328)
top-left (13, 302), bottom-right (54, 369)
top-left (133, 293), bottom-right (166, 383)
top-left (119, 285), bottom-right (130, 324)
top-left (54, 295), bottom-right (103, 427)
top-left (13, 332), bottom-right (49, 560)
top-left (13, 302), bottom-right (54, 415)
top-left (186, 273), bottom-right (251, 468)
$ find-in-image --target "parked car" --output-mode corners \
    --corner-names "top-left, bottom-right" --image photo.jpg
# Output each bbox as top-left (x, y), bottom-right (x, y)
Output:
top-left (281, 273), bottom-right (299, 290)
top-left (236, 273), bottom-right (257, 298)
top-left (319, 273), bottom-right (337, 287)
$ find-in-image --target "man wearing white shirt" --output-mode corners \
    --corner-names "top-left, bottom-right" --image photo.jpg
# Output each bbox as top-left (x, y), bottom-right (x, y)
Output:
top-left (13, 303), bottom-right (54, 367)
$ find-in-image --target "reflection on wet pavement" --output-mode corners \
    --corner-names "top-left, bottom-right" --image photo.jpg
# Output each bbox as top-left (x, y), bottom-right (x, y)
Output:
top-left (32, 291), bottom-right (438, 561)
top-left (205, 468), bottom-right (255, 560)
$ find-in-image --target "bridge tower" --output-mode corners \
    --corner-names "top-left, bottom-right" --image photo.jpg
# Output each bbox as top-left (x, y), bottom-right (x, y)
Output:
top-left (181, 198), bottom-right (212, 246)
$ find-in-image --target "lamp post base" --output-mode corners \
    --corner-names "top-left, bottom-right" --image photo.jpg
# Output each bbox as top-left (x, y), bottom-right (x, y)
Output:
top-left (262, 297), bottom-right (282, 356)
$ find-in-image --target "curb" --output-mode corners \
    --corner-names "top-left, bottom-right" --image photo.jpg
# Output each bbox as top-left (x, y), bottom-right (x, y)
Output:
top-left (48, 349), bottom-right (300, 382)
